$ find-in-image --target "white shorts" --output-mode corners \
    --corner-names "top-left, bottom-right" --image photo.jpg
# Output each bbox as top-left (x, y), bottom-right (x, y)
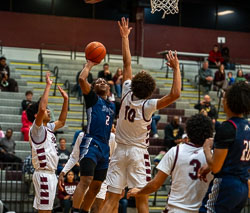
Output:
top-left (167, 205), bottom-right (197, 213)
top-left (106, 143), bottom-right (151, 194)
top-left (33, 170), bottom-right (58, 210)
top-left (96, 180), bottom-right (107, 200)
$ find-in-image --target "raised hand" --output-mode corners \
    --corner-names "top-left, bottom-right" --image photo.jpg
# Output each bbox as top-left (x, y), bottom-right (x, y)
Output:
top-left (166, 51), bottom-right (179, 70)
top-left (86, 60), bottom-right (98, 69)
top-left (46, 72), bottom-right (53, 86)
top-left (118, 17), bottom-right (132, 38)
top-left (58, 85), bottom-right (68, 100)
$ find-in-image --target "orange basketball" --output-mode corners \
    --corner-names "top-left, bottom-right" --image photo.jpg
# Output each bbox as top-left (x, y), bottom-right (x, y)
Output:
top-left (85, 41), bottom-right (106, 64)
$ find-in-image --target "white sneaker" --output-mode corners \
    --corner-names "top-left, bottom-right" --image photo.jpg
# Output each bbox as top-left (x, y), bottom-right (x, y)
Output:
top-left (153, 134), bottom-right (159, 139)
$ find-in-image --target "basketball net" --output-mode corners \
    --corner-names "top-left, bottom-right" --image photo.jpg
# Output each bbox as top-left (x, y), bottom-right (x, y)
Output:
top-left (151, 0), bottom-right (179, 18)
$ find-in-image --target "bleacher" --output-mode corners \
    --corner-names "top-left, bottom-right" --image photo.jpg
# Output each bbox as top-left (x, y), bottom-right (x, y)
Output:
top-left (1, 48), bottom-right (250, 213)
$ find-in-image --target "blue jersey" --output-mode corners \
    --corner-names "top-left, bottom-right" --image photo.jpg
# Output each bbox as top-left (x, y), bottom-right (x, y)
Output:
top-left (214, 117), bottom-right (250, 180)
top-left (84, 90), bottom-right (115, 145)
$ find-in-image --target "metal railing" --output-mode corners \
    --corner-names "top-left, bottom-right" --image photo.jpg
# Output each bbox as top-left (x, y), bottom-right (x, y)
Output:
top-left (51, 66), bottom-right (59, 96)
top-left (216, 89), bottom-right (224, 119)
top-left (64, 80), bottom-right (71, 111)
top-left (39, 43), bottom-right (73, 82)
top-left (0, 163), bottom-right (35, 213)
top-left (0, 40), bottom-right (2, 55)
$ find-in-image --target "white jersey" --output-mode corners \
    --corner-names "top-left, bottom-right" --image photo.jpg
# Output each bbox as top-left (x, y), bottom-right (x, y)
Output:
top-left (115, 80), bottom-right (157, 148)
top-left (157, 143), bottom-right (213, 212)
top-left (29, 122), bottom-right (59, 172)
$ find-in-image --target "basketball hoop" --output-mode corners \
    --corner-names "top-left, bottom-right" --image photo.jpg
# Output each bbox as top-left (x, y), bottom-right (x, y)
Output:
top-left (151, 0), bottom-right (179, 18)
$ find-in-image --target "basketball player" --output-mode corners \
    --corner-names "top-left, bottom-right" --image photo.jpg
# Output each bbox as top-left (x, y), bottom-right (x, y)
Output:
top-left (71, 61), bottom-right (116, 213)
top-left (101, 17), bottom-right (181, 213)
top-left (26, 72), bottom-right (68, 213)
top-left (199, 81), bottom-right (250, 213)
top-left (128, 114), bottom-right (214, 213)
top-left (58, 124), bottom-right (117, 213)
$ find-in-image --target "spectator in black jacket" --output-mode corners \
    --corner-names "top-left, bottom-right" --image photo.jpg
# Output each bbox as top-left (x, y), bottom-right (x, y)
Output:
top-left (0, 56), bottom-right (18, 92)
top-left (21, 91), bottom-right (34, 111)
top-left (164, 116), bottom-right (184, 150)
top-left (194, 95), bottom-right (217, 124)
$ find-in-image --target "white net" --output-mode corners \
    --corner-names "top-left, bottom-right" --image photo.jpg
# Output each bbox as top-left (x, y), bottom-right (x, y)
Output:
top-left (151, 0), bottom-right (179, 18)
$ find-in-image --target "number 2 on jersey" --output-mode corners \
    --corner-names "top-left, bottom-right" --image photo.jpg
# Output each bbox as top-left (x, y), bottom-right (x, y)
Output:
top-left (106, 115), bottom-right (110, 125)
top-left (241, 140), bottom-right (250, 161)
top-left (189, 159), bottom-right (201, 180)
top-left (124, 106), bottom-right (136, 122)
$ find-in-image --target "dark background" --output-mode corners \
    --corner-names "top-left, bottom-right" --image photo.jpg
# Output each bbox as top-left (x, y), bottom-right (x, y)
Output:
top-left (1, 0), bottom-right (250, 32)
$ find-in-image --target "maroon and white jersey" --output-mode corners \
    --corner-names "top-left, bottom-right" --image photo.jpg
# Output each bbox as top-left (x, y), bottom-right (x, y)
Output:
top-left (157, 143), bottom-right (213, 212)
top-left (115, 80), bottom-right (157, 149)
top-left (29, 122), bottom-right (58, 172)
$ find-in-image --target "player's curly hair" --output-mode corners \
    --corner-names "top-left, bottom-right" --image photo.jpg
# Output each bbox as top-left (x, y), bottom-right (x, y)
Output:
top-left (131, 71), bottom-right (156, 99)
top-left (225, 81), bottom-right (250, 115)
top-left (26, 100), bottom-right (40, 123)
top-left (186, 114), bottom-right (213, 146)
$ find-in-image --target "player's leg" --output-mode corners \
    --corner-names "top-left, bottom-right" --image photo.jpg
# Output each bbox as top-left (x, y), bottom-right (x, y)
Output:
top-left (72, 158), bottom-right (96, 211)
top-left (127, 146), bottom-right (151, 213)
top-left (101, 191), bottom-right (121, 212)
top-left (90, 198), bottom-right (104, 213)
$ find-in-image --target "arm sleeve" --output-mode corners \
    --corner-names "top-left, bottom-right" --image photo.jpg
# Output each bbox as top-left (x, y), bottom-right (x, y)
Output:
top-left (57, 188), bottom-right (66, 200)
top-left (157, 147), bottom-right (176, 175)
top-left (61, 132), bottom-right (84, 174)
top-left (214, 121), bottom-right (236, 149)
top-left (30, 122), bottom-right (46, 143)
top-left (143, 99), bottom-right (158, 121)
top-left (83, 90), bottom-right (98, 109)
top-left (121, 80), bottom-right (132, 98)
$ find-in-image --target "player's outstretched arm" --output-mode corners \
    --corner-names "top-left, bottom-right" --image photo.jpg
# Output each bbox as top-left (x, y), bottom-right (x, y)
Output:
top-left (127, 170), bottom-right (168, 198)
top-left (54, 86), bottom-right (68, 131)
top-left (157, 51), bottom-right (181, 110)
top-left (79, 61), bottom-right (96, 95)
top-left (118, 17), bottom-right (133, 83)
top-left (35, 72), bottom-right (52, 127)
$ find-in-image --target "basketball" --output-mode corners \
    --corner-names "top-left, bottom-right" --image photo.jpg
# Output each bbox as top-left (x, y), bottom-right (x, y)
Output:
top-left (85, 41), bottom-right (106, 64)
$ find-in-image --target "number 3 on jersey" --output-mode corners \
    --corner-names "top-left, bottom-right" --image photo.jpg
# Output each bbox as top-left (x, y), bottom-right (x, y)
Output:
top-left (241, 140), bottom-right (250, 161)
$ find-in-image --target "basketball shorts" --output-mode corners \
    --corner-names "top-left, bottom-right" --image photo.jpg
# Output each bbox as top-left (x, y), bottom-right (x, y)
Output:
top-left (199, 176), bottom-right (248, 213)
top-left (164, 205), bottom-right (197, 213)
top-left (79, 137), bottom-right (110, 171)
top-left (33, 170), bottom-right (57, 210)
top-left (106, 143), bottom-right (151, 194)
top-left (96, 180), bottom-right (108, 200)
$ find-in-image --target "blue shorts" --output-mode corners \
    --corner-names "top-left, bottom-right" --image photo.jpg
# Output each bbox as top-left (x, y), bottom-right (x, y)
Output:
top-left (79, 137), bottom-right (110, 171)
top-left (199, 176), bottom-right (248, 213)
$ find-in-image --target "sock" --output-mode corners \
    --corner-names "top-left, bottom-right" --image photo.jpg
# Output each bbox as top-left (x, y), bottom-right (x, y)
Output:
top-left (80, 210), bottom-right (89, 213)
top-left (72, 208), bottom-right (80, 213)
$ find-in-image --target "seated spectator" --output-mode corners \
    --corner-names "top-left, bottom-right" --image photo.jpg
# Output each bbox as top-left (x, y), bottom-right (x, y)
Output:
top-left (0, 56), bottom-right (18, 92)
top-left (21, 91), bottom-right (33, 111)
top-left (213, 64), bottom-right (227, 91)
top-left (151, 114), bottom-right (161, 138)
top-left (58, 170), bottom-right (78, 213)
top-left (98, 63), bottom-right (114, 88)
top-left (57, 138), bottom-right (71, 175)
top-left (164, 116), bottom-right (184, 150)
top-left (21, 109), bottom-right (32, 141)
top-left (0, 128), bottom-right (22, 164)
top-left (0, 125), bottom-right (5, 139)
top-left (113, 68), bottom-right (123, 98)
top-left (22, 153), bottom-right (35, 198)
top-left (199, 61), bottom-right (213, 94)
top-left (194, 95), bottom-right (217, 124)
top-left (235, 69), bottom-right (247, 83)
top-left (227, 71), bottom-right (235, 86)
top-left (75, 69), bottom-right (93, 103)
top-left (221, 46), bottom-right (235, 70)
top-left (208, 44), bottom-right (224, 68)
top-left (153, 151), bottom-right (166, 166)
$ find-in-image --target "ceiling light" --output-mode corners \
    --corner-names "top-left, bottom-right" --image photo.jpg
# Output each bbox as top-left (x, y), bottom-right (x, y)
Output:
top-left (217, 10), bottom-right (234, 16)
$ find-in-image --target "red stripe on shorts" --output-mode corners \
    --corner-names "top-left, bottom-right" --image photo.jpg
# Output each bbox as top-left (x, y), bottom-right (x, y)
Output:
top-left (38, 155), bottom-right (46, 161)
top-left (40, 185), bottom-right (48, 190)
top-left (40, 177), bottom-right (48, 182)
top-left (146, 176), bottom-right (151, 182)
top-left (145, 161), bottom-right (150, 167)
top-left (40, 200), bottom-right (49, 205)
top-left (40, 162), bottom-right (46, 168)
top-left (40, 192), bottom-right (49, 197)
top-left (144, 154), bottom-right (149, 159)
top-left (37, 148), bottom-right (45, 154)
top-left (146, 169), bottom-right (151, 174)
